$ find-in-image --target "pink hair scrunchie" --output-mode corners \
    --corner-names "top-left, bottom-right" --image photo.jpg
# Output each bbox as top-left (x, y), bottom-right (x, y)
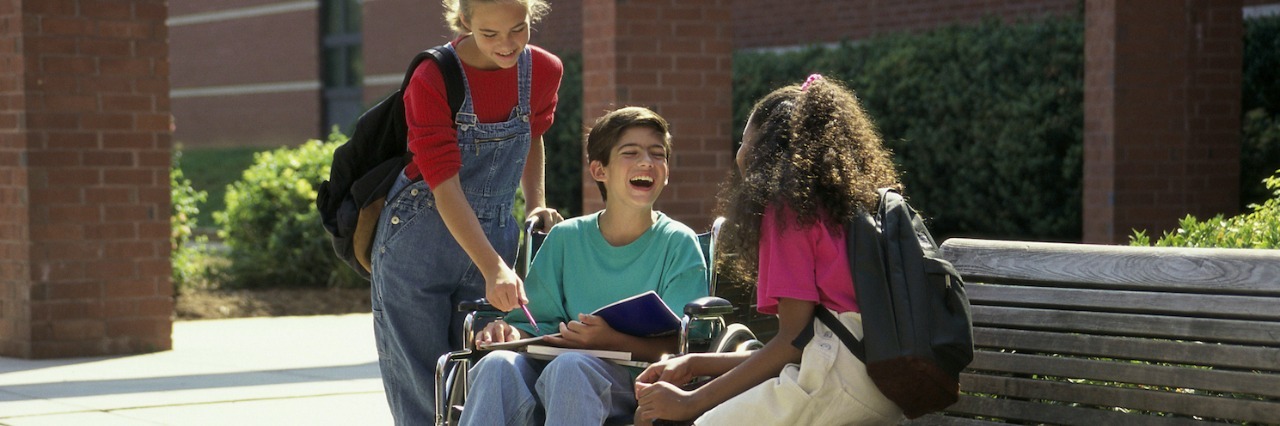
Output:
top-left (801, 74), bottom-right (823, 91)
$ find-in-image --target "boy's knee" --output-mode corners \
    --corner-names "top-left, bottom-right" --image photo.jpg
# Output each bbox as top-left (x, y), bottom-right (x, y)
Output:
top-left (472, 350), bottom-right (524, 376)
top-left (543, 351), bottom-right (596, 372)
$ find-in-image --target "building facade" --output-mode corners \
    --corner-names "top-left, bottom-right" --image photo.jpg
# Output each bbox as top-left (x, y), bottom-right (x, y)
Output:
top-left (168, 0), bottom-right (1086, 149)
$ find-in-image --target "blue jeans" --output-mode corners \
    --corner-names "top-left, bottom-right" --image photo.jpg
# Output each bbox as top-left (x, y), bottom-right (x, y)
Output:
top-left (372, 42), bottom-right (533, 425)
top-left (458, 351), bottom-right (637, 426)
top-left (371, 172), bottom-right (519, 425)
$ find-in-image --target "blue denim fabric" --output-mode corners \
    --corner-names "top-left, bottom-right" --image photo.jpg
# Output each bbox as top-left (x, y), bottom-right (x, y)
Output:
top-left (459, 351), bottom-right (637, 426)
top-left (371, 43), bottom-right (533, 425)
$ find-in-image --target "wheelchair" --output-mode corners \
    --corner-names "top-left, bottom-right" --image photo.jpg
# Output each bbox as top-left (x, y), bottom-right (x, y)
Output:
top-left (433, 217), bottom-right (764, 426)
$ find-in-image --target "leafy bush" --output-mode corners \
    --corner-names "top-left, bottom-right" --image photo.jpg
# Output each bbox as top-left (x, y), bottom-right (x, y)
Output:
top-left (735, 16), bottom-right (1084, 241)
top-left (170, 147), bottom-right (210, 293)
top-left (1242, 15), bottom-right (1280, 211)
top-left (1244, 16), bottom-right (1280, 117)
top-left (544, 52), bottom-right (584, 217)
top-left (215, 132), bottom-right (364, 289)
top-left (1131, 170), bottom-right (1280, 249)
top-left (178, 146), bottom-right (264, 228)
top-left (1242, 109), bottom-right (1280, 208)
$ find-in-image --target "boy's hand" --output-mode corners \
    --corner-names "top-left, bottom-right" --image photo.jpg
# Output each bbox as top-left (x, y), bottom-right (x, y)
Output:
top-left (475, 320), bottom-right (522, 346)
top-left (541, 314), bottom-right (616, 348)
top-left (484, 264), bottom-right (526, 312)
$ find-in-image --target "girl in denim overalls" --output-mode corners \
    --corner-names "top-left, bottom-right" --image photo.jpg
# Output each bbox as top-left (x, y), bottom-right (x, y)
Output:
top-left (370, 1), bottom-right (563, 423)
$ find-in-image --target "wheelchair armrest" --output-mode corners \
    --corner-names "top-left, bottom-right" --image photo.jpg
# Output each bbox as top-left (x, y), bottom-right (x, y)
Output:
top-left (684, 296), bottom-right (734, 317)
top-left (457, 298), bottom-right (505, 317)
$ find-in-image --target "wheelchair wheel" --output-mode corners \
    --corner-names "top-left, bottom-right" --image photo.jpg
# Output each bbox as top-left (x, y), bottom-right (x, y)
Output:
top-left (711, 323), bottom-right (762, 353)
top-left (443, 362), bottom-right (468, 425)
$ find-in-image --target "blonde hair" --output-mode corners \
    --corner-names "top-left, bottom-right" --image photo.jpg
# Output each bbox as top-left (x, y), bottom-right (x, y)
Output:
top-left (442, 0), bottom-right (551, 35)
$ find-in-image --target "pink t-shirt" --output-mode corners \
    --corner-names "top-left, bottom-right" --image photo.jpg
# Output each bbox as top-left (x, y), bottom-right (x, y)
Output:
top-left (755, 204), bottom-right (860, 315)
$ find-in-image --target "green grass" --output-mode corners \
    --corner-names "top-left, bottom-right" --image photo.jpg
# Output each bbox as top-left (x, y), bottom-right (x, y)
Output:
top-left (178, 146), bottom-right (266, 229)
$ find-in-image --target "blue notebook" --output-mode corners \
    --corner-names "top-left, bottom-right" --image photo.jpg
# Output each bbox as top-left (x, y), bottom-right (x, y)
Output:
top-left (592, 291), bottom-right (681, 338)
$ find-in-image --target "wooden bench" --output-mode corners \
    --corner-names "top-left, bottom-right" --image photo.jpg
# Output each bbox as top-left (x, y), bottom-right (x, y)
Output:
top-left (910, 238), bottom-right (1280, 425)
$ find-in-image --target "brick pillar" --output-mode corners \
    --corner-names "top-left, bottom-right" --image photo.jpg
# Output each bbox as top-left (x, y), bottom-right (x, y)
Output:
top-left (1083, 0), bottom-right (1242, 244)
top-left (0, 1), bottom-right (172, 359)
top-left (580, 0), bottom-right (733, 231)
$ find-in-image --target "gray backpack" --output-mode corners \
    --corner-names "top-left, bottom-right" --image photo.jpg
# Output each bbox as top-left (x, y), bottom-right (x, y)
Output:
top-left (814, 188), bottom-right (973, 419)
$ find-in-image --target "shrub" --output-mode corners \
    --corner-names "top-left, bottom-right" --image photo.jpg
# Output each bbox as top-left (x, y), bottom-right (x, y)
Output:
top-left (170, 147), bottom-right (211, 293)
top-left (734, 16), bottom-right (1084, 241)
top-left (1242, 15), bottom-right (1280, 210)
top-left (544, 52), bottom-right (584, 217)
top-left (1131, 169), bottom-right (1280, 249)
top-left (1242, 109), bottom-right (1280, 209)
top-left (215, 132), bottom-right (364, 288)
top-left (1244, 16), bottom-right (1280, 117)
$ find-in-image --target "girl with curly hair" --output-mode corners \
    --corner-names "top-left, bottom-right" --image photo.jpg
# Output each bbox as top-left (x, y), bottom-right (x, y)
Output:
top-left (634, 75), bottom-right (906, 425)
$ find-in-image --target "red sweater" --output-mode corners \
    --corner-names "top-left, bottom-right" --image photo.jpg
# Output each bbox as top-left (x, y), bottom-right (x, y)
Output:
top-left (402, 39), bottom-right (563, 188)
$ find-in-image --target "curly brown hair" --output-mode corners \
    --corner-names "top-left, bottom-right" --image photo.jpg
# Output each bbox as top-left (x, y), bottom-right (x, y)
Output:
top-left (715, 77), bottom-right (901, 284)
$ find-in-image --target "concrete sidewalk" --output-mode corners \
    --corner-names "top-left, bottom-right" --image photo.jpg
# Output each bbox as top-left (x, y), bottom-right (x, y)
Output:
top-left (0, 314), bottom-right (392, 425)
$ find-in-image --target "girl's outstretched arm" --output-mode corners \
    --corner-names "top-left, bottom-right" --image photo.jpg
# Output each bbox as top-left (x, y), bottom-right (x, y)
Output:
top-left (432, 175), bottom-right (526, 312)
top-left (634, 298), bottom-right (814, 422)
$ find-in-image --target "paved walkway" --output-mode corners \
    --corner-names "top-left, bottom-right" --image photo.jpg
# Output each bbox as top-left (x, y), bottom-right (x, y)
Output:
top-left (0, 314), bottom-right (392, 425)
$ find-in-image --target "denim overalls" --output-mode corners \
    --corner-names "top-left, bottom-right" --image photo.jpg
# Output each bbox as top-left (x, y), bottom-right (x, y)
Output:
top-left (371, 43), bottom-right (533, 424)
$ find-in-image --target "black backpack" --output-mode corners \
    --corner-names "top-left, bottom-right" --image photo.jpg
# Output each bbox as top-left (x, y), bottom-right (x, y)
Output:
top-left (814, 188), bottom-right (973, 419)
top-left (317, 45), bottom-right (464, 278)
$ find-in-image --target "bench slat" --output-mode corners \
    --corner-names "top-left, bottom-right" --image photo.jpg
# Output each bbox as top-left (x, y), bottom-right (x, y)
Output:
top-left (913, 394), bottom-right (1207, 426)
top-left (962, 375), bottom-right (1280, 424)
top-left (968, 351), bottom-right (1280, 399)
top-left (967, 282), bottom-right (1280, 321)
top-left (974, 327), bottom-right (1280, 372)
top-left (942, 238), bottom-right (1280, 295)
top-left (973, 305), bottom-right (1280, 346)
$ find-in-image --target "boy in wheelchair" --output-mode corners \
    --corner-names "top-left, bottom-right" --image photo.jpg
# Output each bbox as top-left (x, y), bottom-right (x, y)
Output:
top-left (458, 106), bottom-right (710, 425)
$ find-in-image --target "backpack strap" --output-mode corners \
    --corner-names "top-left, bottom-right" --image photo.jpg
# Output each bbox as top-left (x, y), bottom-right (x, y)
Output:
top-left (397, 46), bottom-right (465, 163)
top-left (814, 307), bottom-right (867, 362)
top-left (404, 46), bottom-right (464, 121)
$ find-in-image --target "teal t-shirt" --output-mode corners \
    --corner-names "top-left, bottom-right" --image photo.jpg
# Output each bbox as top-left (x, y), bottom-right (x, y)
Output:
top-left (507, 211), bottom-right (709, 336)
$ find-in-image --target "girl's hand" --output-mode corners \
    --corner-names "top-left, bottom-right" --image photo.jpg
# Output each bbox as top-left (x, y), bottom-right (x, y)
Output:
top-left (541, 314), bottom-right (616, 348)
top-left (485, 264), bottom-right (526, 312)
top-left (634, 381), bottom-right (703, 422)
top-left (475, 320), bottom-right (522, 346)
top-left (526, 207), bottom-right (563, 232)
top-left (636, 355), bottom-right (697, 388)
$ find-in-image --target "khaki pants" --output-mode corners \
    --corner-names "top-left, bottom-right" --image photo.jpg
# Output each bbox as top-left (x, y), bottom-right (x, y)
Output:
top-left (696, 311), bottom-right (903, 426)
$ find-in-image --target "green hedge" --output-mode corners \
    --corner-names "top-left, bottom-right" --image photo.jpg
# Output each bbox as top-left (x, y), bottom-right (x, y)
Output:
top-left (1243, 16), bottom-right (1280, 209)
top-left (544, 52), bottom-right (584, 217)
top-left (735, 17), bottom-right (1084, 241)
top-left (1131, 169), bottom-right (1280, 249)
top-left (214, 132), bottom-right (364, 289)
top-left (170, 147), bottom-right (209, 293)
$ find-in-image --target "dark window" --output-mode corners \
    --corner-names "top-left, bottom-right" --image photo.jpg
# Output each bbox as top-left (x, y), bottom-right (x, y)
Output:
top-left (321, 0), bottom-right (363, 135)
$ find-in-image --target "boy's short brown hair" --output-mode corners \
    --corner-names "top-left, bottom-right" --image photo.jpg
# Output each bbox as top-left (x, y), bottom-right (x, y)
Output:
top-left (585, 106), bottom-right (672, 200)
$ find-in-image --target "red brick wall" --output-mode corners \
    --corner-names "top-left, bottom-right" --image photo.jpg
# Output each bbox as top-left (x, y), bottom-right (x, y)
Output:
top-left (0, 0), bottom-right (173, 358)
top-left (582, 0), bottom-right (734, 231)
top-left (169, 4), bottom-right (319, 148)
top-left (1084, 0), bottom-right (1242, 243)
top-left (0, 0), bottom-right (30, 358)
